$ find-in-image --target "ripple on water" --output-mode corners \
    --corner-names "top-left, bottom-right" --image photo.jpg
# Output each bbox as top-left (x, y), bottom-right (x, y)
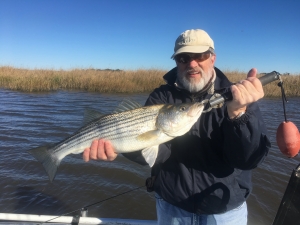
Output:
top-left (0, 90), bottom-right (299, 222)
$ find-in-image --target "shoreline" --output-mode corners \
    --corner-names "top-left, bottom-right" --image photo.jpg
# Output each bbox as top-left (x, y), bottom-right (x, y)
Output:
top-left (0, 66), bottom-right (299, 97)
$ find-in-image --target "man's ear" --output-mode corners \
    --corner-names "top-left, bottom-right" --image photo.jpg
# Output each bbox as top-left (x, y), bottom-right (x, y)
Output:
top-left (211, 54), bottom-right (216, 64)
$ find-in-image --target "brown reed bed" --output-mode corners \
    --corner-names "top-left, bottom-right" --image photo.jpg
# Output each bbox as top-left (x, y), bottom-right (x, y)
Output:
top-left (223, 70), bottom-right (300, 97)
top-left (0, 66), bottom-right (166, 93)
top-left (0, 66), bottom-right (299, 97)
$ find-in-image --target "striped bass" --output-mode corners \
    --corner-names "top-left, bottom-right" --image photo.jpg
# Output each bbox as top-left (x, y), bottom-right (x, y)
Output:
top-left (29, 99), bottom-right (204, 182)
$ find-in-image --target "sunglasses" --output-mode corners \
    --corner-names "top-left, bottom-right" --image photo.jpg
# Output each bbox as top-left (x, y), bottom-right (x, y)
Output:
top-left (174, 52), bottom-right (211, 64)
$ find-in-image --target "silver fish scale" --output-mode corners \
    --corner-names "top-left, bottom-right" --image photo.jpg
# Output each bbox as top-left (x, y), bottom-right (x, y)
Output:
top-left (51, 105), bottom-right (163, 155)
top-left (96, 108), bottom-right (159, 138)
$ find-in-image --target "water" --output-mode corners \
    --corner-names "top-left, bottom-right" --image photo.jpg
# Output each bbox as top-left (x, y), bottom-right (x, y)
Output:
top-left (0, 89), bottom-right (299, 225)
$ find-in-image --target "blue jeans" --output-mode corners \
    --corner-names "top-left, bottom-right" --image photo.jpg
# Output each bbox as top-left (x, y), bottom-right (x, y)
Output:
top-left (155, 194), bottom-right (247, 225)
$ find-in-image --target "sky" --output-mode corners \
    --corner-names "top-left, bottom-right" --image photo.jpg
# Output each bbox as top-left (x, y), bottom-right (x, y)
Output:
top-left (0, 0), bottom-right (300, 74)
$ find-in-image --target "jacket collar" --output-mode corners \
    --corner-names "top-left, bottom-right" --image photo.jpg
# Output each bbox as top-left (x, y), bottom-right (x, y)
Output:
top-left (163, 67), bottom-right (232, 92)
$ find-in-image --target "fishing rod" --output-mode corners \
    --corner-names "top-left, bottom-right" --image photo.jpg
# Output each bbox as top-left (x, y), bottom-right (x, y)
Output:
top-left (43, 184), bottom-right (146, 224)
top-left (204, 71), bottom-right (282, 111)
top-left (202, 71), bottom-right (300, 157)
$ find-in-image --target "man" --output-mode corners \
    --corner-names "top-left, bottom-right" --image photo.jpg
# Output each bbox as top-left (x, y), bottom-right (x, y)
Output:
top-left (83, 29), bottom-right (270, 225)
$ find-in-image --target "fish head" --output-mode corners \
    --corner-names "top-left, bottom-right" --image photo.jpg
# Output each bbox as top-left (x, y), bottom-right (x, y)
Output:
top-left (156, 102), bottom-right (204, 137)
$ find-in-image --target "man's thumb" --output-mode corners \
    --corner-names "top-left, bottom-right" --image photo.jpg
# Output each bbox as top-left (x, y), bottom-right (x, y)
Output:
top-left (247, 68), bottom-right (257, 78)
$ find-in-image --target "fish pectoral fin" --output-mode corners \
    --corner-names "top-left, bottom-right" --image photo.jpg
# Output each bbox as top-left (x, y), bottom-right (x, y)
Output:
top-left (163, 124), bottom-right (195, 137)
top-left (136, 130), bottom-right (161, 142)
top-left (141, 145), bottom-right (159, 167)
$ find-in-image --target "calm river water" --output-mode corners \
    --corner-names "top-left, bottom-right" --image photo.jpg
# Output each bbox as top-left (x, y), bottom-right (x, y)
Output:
top-left (0, 89), bottom-right (299, 225)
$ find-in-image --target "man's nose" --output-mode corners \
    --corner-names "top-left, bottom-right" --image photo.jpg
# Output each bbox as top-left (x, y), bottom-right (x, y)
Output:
top-left (187, 59), bottom-right (198, 68)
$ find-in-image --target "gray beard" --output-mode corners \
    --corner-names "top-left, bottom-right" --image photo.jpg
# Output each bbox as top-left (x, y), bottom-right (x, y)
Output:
top-left (176, 68), bottom-right (214, 93)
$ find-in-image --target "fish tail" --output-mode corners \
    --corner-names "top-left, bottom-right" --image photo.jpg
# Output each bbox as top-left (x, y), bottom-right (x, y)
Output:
top-left (28, 146), bottom-right (61, 182)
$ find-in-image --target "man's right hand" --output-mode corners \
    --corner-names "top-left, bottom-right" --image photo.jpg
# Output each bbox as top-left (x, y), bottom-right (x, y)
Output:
top-left (83, 139), bottom-right (118, 162)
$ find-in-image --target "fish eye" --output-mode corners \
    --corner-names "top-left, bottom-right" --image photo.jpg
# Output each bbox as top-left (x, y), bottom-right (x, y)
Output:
top-left (180, 106), bottom-right (186, 111)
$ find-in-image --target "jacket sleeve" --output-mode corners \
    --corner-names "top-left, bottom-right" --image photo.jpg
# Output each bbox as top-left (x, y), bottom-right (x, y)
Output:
top-left (122, 87), bottom-right (172, 166)
top-left (222, 102), bottom-right (271, 170)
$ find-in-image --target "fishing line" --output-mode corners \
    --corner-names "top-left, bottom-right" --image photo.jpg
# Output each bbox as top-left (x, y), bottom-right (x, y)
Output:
top-left (278, 81), bottom-right (288, 122)
top-left (43, 184), bottom-right (146, 224)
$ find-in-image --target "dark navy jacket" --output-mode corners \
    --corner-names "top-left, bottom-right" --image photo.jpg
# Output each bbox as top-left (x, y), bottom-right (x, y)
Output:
top-left (124, 67), bottom-right (271, 214)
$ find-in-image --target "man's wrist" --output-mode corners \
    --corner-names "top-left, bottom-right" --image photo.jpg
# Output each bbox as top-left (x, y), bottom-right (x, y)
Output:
top-left (230, 111), bottom-right (245, 120)
top-left (228, 107), bottom-right (247, 120)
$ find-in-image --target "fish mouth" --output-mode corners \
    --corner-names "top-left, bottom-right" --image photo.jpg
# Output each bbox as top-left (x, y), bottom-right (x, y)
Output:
top-left (187, 103), bottom-right (204, 117)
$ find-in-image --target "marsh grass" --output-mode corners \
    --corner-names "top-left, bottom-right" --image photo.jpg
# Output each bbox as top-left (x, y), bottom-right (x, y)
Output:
top-left (223, 70), bottom-right (300, 97)
top-left (0, 66), bottom-right (166, 93)
top-left (0, 66), bottom-right (299, 97)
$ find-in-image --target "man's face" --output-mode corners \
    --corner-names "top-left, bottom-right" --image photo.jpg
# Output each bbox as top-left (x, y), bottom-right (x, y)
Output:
top-left (175, 52), bottom-right (216, 93)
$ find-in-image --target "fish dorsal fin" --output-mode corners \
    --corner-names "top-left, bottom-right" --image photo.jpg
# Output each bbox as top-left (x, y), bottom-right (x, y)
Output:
top-left (113, 99), bottom-right (143, 113)
top-left (83, 108), bottom-right (105, 126)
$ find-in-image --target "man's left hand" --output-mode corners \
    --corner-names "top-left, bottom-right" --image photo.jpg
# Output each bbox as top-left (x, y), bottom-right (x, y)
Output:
top-left (227, 68), bottom-right (264, 119)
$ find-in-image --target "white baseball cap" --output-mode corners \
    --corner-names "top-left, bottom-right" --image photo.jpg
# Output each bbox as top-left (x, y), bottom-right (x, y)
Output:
top-left (171, 29), bottom-right (215, 58)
